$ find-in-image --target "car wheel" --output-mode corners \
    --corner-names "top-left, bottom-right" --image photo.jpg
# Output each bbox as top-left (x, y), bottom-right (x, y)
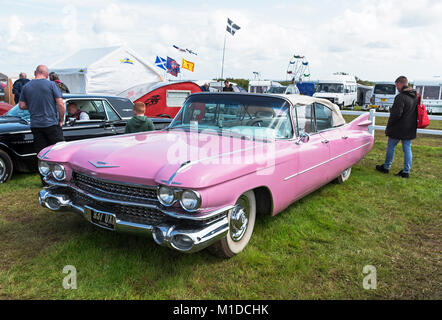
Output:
top-left (208, 190), bottom-right (256, 259)
top-left (335, 167), bottom-right (352, 184)
top-left (0, 149), bottom-right (13, 184)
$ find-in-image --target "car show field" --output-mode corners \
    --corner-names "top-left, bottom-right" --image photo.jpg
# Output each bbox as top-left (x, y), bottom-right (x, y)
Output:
top-left (0, 131), bottom-right (440, 299)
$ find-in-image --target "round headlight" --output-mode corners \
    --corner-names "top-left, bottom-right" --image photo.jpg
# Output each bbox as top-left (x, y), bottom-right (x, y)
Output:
top-left (180, 190), bottom-right (201, 212)
top-left (157, 186), bottom-right (175, 206)
top-left (52, 164), bottom-right (66, 181)
top-left (38, 161), bottom-right (51, 176)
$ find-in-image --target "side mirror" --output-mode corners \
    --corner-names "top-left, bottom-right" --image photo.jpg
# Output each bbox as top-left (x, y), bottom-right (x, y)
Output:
top-left (295, 132), bottom-right (310, 145)
top-left (67, 117), bottom-right (77, 126)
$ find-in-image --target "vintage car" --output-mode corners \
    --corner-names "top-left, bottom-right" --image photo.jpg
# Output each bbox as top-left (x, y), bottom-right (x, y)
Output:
top-left (37, 93), bottom-right (374, 258)
top-left (0, 94), bottom-right (171, 183)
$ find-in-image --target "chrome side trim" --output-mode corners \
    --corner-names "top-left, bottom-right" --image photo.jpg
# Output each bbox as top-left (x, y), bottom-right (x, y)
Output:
top-left (284, 142), bottom-right (371, 181)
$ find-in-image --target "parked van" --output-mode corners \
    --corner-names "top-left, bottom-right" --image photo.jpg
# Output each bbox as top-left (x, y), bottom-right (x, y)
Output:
top-left (368, 82), bottom-right (398, 111)
top-left (248, 80), bottom-right (282, 94)
top-left (414, 79), bottom-right (442, 114)
top-left (313, 74), bottom-right (357, 109)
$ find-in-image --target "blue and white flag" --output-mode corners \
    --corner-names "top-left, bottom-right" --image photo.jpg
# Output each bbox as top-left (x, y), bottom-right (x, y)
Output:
top-left (155, 56), bottom-right (167, 71)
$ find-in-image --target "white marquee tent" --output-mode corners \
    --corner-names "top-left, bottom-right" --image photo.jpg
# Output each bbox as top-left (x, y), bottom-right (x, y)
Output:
top-left (50, 46), bottom-right (163, 95)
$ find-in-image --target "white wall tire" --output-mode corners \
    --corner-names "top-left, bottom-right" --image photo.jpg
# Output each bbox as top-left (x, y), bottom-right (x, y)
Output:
top-left (335, 167), bottom-right (352, 184)
top-left (208, 190), bottom-right (256, 259)
top-left (0, 149), bottom-right (13, 184)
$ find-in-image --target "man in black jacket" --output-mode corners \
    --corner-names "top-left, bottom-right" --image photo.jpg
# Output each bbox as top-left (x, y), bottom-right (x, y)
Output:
top-left (376, 76), bottom-right (418, 178)
top-left (12, 73), bottom-right (30, 104)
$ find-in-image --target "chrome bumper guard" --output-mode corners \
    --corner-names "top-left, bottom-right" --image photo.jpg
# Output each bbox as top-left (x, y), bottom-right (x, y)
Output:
top-left (39, 187), bottom-right (230, 253)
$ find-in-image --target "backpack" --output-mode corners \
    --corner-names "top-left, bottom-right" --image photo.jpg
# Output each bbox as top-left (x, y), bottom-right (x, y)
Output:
top-left (416, 93), bottom-right (429, 129)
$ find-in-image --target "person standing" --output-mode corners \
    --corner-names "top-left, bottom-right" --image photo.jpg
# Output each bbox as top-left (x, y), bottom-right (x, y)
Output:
top-left (12, 73), bottom-right (30, 104)
top-left (125, 102), bottom-right (154, 134)
top-left (49, 72), bottom-right (70, 93)
top-left (200, 83), bottom-right (210, 92)
top-left (376, 76), bottom-right (418, 178)
top-left (19, 65), bottom-right (65, 156)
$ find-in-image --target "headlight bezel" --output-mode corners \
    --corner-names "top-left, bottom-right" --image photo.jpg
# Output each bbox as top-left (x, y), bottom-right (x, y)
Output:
top-left (52, 164), bottom-right (66, 181)
top-left (38, 160), bottom-right (51, 177)
top-left (156, 186), bottom-right (202, 212)
top-left (179, 189), bottom-right (202, 212)
top-left (156, 185), bottom-right (178, 207)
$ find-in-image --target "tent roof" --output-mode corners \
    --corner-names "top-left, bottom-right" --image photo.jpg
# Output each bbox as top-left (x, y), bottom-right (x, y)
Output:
top-left (50, 46), bottom-right (120, 69)
top-left (0, 73), bottom-right (8, 81)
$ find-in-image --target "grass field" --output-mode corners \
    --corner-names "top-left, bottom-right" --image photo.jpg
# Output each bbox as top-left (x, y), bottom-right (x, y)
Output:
top-left (0, 131), bottom-right (440, 300)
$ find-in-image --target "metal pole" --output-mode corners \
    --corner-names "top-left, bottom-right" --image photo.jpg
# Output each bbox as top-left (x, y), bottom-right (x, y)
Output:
top-left (369, 108), bottom-right (375, 136)
top-left (221, 32), bottom-right (227, 80)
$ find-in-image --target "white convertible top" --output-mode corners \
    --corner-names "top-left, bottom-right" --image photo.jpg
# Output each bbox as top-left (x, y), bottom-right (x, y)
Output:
top-left (275, 94), bottom-right (346, 127)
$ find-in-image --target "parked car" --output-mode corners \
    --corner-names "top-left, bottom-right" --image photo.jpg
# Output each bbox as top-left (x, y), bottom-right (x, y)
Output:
top-left (368, 82), bottom-right (398, 111)
top-left (0, 94), bottom-right (171, 183)
top-left (0, 102), bottom-right (13, 116)
top-left (37, 93), bottom-right (374, 258)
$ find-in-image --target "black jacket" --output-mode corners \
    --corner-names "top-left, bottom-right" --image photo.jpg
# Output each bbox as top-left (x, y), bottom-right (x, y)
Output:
top-left (386, 87), bottom-right (418, 140)
top-left (12, 78), bottom-right (30, 104)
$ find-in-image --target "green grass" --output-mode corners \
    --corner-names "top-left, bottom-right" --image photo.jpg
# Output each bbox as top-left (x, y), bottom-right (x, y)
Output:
top-left (0, 134), bottom-right (440, 299)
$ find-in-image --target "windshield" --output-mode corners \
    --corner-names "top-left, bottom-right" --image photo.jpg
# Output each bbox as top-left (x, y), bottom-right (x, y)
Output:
top-left (316, 83), bottom-right (344, 93)
top-left (4, 105), bottom-right (30, 122)
top-left (374, 84), bottom-right (396, 95)
top-left (169, 94), bottom-right (293, 140)
top-left (268, 86), bottom-right (287, 94)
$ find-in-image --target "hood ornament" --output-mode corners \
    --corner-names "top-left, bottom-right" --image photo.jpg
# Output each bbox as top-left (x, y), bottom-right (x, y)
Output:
top-left (89, 161), bottom-right (119, 168)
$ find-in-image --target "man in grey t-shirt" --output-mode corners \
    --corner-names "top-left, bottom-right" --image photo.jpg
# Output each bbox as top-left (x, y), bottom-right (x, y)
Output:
top-left (19, 65), bottom-right (65, 155)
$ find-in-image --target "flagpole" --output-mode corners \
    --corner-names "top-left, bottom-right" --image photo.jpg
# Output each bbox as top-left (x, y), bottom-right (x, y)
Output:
top-left (221, 32), bottom-right (227, 80)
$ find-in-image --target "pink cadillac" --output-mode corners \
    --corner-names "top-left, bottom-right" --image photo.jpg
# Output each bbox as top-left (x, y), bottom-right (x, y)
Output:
top-left (38, 93), bottom-right (374, 258)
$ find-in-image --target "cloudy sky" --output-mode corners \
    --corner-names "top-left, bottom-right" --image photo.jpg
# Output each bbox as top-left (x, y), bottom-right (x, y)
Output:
top-left (1, 0), bottom-right (441, 82)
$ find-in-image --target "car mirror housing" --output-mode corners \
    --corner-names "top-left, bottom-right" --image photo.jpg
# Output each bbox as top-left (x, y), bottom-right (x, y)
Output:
top-left (295, 132), bottom-right (310, 145)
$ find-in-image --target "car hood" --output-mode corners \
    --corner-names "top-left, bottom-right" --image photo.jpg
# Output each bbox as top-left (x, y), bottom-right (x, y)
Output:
top-left (0, 117), bottom-right (30, 134)
top-left (40, 130), bottom-right (278, 189)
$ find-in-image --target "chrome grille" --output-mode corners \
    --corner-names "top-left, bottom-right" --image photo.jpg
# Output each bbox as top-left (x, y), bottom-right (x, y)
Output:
top-left (72, 172), bottom-right (157, 204)
top-left (72, 190), bottom-right (167, 225)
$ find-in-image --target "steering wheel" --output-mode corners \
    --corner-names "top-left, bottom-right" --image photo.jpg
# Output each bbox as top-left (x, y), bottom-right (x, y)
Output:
top-left (247, 119), bottom-right (265, 127)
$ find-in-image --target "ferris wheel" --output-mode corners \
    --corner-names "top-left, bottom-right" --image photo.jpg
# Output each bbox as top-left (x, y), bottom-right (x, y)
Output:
top-left (286, 54), bottom-right (311, 82)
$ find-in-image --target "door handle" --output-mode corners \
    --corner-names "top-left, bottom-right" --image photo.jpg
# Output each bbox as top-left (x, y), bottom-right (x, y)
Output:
top-left (321, 139), bottom-right (329, 144)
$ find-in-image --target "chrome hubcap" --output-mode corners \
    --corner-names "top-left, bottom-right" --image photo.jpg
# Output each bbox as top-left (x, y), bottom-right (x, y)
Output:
top-left (230, 195), bottom-right (250, 242)
top-left (342, 168), bottom-right (351, 178)
top-left (0, 158), bottom-right (5, 179)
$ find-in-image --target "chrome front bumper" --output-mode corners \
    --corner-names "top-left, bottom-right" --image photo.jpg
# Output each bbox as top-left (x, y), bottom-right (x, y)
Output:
top-left (38, 188), bottom-right (230, 253)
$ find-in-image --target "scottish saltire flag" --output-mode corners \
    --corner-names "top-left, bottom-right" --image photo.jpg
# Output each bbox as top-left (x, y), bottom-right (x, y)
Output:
top-left (155, 56), bottom-right (167, 70)
top-left (182, 58), bottom-right (195, 72)
top-left (226, 18), bottom-right (240, 36)
top-left (166, 57), bottom-right (180, 77)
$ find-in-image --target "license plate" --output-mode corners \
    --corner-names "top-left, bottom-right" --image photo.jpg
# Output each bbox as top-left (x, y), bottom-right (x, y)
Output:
top-left (381, 98), bottom-right (387, 102)
top-left (90, 209), bottom-right (116, 230)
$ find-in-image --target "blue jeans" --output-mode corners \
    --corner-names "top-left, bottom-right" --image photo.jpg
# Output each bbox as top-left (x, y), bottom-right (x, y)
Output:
top-left (383, 138), bottom-right (412, 173)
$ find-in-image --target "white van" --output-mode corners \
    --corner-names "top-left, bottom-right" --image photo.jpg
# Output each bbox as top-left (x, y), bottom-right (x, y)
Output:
top-left (313, 74), bottom-right (357, 109)
top-left (368, 82), bottom-right (398, 111)
top-left (414, 79), bottom-right (442, 114)
top-left (248, 80), bottom-right (282, 94)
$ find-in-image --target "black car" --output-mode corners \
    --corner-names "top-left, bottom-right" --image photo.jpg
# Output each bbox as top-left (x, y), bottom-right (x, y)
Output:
top-left (0, 94), bottom-right (171, 183)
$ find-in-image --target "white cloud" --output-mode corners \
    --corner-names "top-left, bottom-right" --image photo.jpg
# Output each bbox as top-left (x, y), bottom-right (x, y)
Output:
top-left (1, 0), bottom-right (441, 81)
